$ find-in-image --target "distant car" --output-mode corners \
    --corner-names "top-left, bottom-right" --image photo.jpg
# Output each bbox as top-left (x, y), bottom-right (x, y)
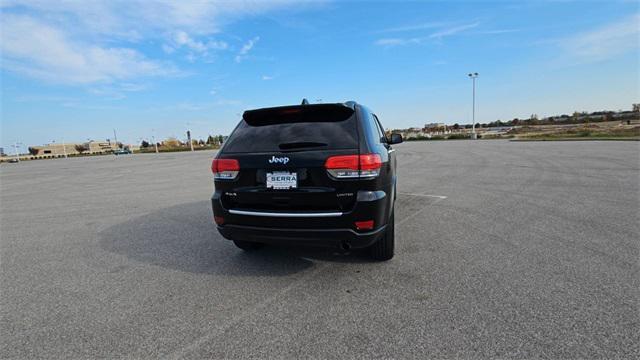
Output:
top-left (113, 149), bottom-right (132, 155)
top-left (8, 158), bottom-right (19, 163)
top-left (211, 100), bottom-right (403, 260)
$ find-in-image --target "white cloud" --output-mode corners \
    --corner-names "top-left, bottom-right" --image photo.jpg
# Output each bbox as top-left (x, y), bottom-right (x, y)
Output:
top-left (168, 30), bottom-right (228, 62)
top-left (478, 29), bottom-right (520, 35)
top-left (375, 37), bottom-right (425, 47)
top-left (175, 102), bottom-right (204, 111)
top-left (261, 75), bottom-right (274, 80)
top-left (2, 0), bottom-right (297, 39)
top-left (374, 21), bottom-right (447, 34)
top-left (88, 83), bottom-right (148, 99)
top-left (1, 14), bottom-right (175, 84)
top-left (374, 21), bottom-right (480, 47)
top-left (235, 36), bottom-right (260, 62)
top-left (170, 31), bottom-right (228, 53)
top-left (60, 102), bottom-right (122, 110)
top-left (0, 1), bottom-right (299, 83)
top-left (560, 14), bottom-right (639, 63)
top-left (429, 22), bottom-right (480, 39)
top-left (162, 44), bottom-right (176, 54)
top-left (11, 95), bottom-right (76, 103)
top-left (119, 83), bottom-right (147, 92)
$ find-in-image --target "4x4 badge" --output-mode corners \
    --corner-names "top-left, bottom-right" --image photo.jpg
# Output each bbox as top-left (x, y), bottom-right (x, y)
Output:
top-left (268, 156), bottom-right (290, 164)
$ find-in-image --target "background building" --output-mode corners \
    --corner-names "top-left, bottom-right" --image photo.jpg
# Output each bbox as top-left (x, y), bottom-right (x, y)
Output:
top-left (423, 123), bottom-right (450, 136)
top-left (28, 140), bottom-right (120, 158)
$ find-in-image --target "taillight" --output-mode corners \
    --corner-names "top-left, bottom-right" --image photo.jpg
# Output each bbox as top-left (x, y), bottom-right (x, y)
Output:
top-left (211, 158), bottom-right (239, 180)
top-left (324, 154), bottom-right (382, 179)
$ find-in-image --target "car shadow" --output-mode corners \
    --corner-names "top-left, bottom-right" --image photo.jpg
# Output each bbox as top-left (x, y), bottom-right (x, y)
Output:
top-left (98, 200), bottom-right (374, 277)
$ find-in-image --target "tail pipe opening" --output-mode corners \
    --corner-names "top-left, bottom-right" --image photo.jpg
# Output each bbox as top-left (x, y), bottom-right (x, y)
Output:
top-left (340, 240), bottom-right (351, 251)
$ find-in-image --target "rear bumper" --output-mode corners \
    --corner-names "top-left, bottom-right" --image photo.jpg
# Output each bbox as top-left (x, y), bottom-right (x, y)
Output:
top-left (211, 189), bottom-right (391, 249)
top-left (217, 223), bottom-right (385, 249)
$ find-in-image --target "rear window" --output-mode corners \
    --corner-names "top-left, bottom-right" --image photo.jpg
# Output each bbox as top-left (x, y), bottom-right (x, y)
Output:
top-left (222, 105), bottom-right (358, 153)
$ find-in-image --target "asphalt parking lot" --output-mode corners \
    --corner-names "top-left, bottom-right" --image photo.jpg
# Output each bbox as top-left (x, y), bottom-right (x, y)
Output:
top-left (1, 140), bottom-right (638, 359)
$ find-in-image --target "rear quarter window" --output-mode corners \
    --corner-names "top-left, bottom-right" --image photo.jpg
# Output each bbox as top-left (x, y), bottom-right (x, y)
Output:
top-left (222, 105), bottom-right (358, 153)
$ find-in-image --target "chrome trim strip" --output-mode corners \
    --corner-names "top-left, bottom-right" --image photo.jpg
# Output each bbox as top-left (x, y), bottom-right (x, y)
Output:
top-left (229, 209), bottom-right (343, 217)
top-left (388, 149), bottom-right (396, 153)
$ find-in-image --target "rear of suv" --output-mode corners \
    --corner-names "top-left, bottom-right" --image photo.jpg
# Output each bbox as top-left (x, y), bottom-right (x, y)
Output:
top-left (211, 100), bottom-right (402, 260)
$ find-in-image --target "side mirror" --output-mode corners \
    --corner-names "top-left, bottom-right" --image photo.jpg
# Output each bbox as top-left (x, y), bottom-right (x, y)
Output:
top-left (389, 133), bottom-right (403, 145)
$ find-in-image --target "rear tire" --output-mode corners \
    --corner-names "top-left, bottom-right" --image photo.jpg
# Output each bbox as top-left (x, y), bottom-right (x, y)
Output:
top-left (371, 210), bottom-right (394, 261)
top-left (233, 240), bottom-right (264, 251)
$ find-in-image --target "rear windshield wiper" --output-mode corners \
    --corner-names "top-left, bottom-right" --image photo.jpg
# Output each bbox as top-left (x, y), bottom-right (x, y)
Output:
top-left (278, 142), bottom-right (328, 150)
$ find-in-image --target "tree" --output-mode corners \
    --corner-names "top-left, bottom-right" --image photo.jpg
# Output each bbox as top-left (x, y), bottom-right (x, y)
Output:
top-left (74, 144), bottom-right (88, 154)
top-left (206, 135), bottom-right (215, 145)
top-left (141, 140), bottom-right (150, 148)
top-left (218, 135), bottom-right (224, 144)
top-left (453, 123), bottom-right (460, 130)
top-left (163, 137), bottom-right (181, 147)
top-left (28, 147), bottom-right (39, 156)
top-left (198, 139), bottom-right (205, 146)
top-left (572, 111), bottom-right (581, 123)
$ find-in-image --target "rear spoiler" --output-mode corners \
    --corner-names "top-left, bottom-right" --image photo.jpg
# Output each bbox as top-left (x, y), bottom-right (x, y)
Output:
top-left (243, 103), bottom-right (355, 126)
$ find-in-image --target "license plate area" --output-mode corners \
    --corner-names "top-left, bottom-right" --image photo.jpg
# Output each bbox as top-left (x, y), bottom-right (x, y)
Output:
top-left (266, 171), bottom-right (298, 190)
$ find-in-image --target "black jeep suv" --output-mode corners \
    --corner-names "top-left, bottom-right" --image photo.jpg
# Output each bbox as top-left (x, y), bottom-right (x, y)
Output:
top-left (211, 100), bottom-right (402, 260)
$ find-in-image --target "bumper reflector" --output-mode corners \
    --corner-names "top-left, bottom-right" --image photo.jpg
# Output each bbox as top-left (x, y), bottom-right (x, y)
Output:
top-left (214, 216), bottom-right (225, 225)
top-left (355, 220), bottom-right (374, 230)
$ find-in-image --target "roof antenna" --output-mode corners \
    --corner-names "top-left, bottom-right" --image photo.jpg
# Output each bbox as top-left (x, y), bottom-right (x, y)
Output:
top-left (301, 98), bottom-right (309, 105)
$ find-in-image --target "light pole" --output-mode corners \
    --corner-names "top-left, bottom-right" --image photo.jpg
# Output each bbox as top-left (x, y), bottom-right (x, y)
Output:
top-left (186, 122), bottom-right (194, 152)
top-left (113, 129), bottom-right (119, 150)
top-left (187, 130), bottom-right (194, 152)
top-left (468, 72), bottom-right (479, 139)
top-left (151, 129), bottom-right (159, 154)
top-left (12, 141), bottom-right (22, 162)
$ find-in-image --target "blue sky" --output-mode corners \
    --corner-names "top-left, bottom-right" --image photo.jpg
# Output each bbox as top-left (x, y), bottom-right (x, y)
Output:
top-left (1, 0), bottom-right (638, 150)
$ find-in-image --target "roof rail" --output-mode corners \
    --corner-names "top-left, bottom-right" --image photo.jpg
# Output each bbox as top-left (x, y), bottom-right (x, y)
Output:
top-left (301, 98), bottom-right (310, 105)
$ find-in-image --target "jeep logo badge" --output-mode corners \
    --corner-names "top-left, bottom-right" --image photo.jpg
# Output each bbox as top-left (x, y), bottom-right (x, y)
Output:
top-left (268, 156), bottom-right (290, 164)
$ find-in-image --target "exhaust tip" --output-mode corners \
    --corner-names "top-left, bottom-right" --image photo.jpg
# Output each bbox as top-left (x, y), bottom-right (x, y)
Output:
top-left (340, 241), bottom-right (351, 251)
